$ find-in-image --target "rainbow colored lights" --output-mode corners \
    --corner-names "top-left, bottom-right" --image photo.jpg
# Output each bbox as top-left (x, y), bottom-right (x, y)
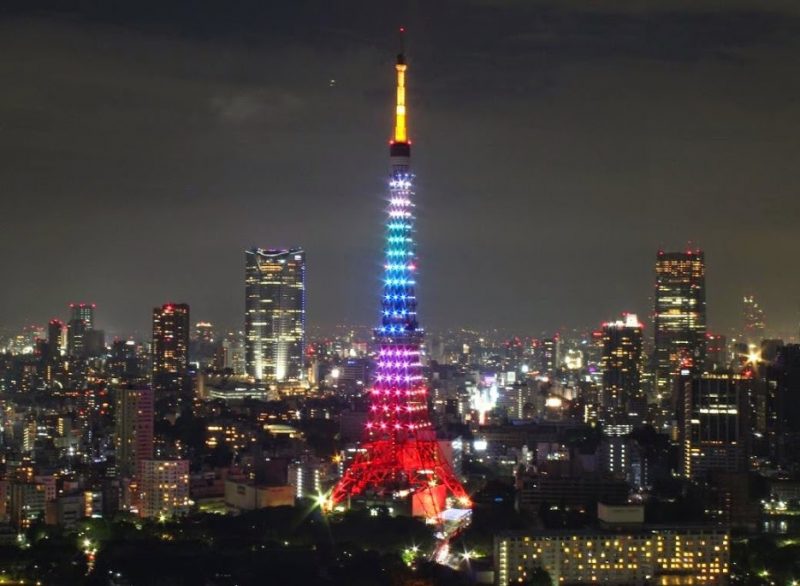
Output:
top-left (327, 49), bottom-right (470, 521)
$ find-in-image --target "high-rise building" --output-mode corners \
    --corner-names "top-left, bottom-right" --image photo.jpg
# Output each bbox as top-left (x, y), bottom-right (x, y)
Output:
top-left (329, 50), bottom-right (470, 522)
top-left (114, 386), bottom-right (154, 478)
top-left (742, 294), bottom-right (766, 343)
top-left (538, 337), bottom-right (560, 378)
top-left (244, 248), bottom-right (306, 385)
top-left (151, 303), bottom-right (190, 392)
top-left (705, 332), bottom-right (728, 372)
top-left (66, 303), bottom-right (100, 357)
top-left (195, 321), bottom-right (214, 343)
top-left (138, 459), bottom-right (190, 519)
top-left (47, 319), bottom-right (64, 358)
top-left (681, 373), bottom-right (750, 480)
top-left (654, 250), bottom-right (707, 401)
top-left (70, 303), bottom-right (95, 329)
top-left (765, 344), bottom-right (800, 468)
top-left (600, 314), bottom-right (643, 425)
top-left (109, 340), bottom-right (147, 385)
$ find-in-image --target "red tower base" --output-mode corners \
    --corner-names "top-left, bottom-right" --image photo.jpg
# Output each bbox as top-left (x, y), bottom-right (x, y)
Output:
top-left (329, 439), bottom-right (470, 520)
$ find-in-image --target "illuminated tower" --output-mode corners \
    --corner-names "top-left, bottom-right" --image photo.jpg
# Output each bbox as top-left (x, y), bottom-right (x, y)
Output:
top-left (654, 250), bottom-right (707, 402)
top-left (329, 50), bottom-right (470, 522)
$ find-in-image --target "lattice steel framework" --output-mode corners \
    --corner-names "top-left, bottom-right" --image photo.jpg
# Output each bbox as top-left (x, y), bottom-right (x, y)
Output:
top-left (328, 52), bottom-right (469, 517)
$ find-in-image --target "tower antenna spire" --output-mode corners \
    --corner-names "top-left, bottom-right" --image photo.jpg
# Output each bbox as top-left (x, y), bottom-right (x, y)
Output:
top-left (393, 26), bottom-right (408, 144)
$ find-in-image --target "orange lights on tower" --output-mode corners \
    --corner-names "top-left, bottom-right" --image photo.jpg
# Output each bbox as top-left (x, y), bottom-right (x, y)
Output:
top-left (394, 56), bottom-right (408, 143)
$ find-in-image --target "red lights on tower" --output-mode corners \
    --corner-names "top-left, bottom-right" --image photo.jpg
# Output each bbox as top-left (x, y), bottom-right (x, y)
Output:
top-left (327, 48), bottom-right (470, 529)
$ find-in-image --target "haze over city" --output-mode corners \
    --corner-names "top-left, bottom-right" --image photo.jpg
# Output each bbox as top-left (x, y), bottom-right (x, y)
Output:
top-left (3, 0), bottom-right (800, 337)
top-left (2, 2), bottom-right (800, 586)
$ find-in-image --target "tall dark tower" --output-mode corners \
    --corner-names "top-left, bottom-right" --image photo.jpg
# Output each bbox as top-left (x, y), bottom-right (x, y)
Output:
top-left (329, 48), bottom-right (470, 535)
top-left (151, 303), bottom-right (190, 392)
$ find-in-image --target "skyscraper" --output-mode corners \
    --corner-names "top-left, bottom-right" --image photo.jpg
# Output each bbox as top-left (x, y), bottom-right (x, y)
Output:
top-left (47, 319), bottom-right (64, 358)
top-left (151, 303), bottom-right (190, 392)
top-left (114, 386), bottom-right (154, 478)
top-left (681, 373), bottom-right (750, 480)
top-left (765, 344), bottom-right (800, 468)
top-left (244, 248), bottom-right (306, 385)
top-left (67, 302), bottom-right (95, 357)
top-left (742, 294), bottom-right (766, 343)
top-left (66, 303), bottom-right (105, 357)
top-left (70, 303), bottom-right (95, 329)
top-left (329, 50), bottom-right (469, 526)
top-left (654, 250), bottom-right (707, 401)
top-left (600, 314), bottom-right (644, 425)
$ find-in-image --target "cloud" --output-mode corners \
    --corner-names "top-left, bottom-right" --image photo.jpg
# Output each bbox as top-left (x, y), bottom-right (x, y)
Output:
top-left (211, 89), bottom-right (304, 124)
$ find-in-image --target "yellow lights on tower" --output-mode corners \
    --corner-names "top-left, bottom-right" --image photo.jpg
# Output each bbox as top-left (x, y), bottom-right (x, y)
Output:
top-left (394, 57), bottom-right (408, 143)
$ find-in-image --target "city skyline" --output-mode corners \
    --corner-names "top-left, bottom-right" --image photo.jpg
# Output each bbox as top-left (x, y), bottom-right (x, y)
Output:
top-left (2, 1), bottom-right (800, 336)
top-left (2, 6), bottom-right (800, 583)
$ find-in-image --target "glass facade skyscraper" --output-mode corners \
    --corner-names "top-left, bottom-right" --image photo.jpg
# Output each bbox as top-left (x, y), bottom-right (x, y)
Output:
top-left (244, 248), bottom-right (306, 385)
top-left (681, 373), bottom-right (749, 479)
top-left (654, 250), bottom-right (707, 402)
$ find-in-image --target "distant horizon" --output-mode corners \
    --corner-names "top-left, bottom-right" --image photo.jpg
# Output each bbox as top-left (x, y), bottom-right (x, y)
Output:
top-left (3, 1), bottom-right (800, 342)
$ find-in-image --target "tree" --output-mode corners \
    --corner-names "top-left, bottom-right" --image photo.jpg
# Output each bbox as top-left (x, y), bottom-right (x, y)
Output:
top-left (522, 566), bottom-right (552, 586)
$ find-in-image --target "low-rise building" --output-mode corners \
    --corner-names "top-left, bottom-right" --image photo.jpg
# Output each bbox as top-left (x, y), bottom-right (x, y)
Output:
top-left (224, 480), bottom-right (295, 511)
top-left (495, 522), bottom-right (729, 585)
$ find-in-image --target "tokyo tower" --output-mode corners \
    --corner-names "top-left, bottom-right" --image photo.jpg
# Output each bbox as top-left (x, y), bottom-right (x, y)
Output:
top-left (327, 49), bottom-right (471, 523)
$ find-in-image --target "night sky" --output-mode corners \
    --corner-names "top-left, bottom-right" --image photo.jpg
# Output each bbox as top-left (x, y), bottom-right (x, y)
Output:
top-left (2, 1), bottom-right (799, 339)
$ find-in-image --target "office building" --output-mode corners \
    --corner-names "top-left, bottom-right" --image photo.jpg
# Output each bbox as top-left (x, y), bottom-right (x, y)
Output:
top-left (288, 458), bottom-right (324, 499)
top-left (138, 459), bottom-right (190, 519)
top-left (705, 333), bottom-right (728, 372)
top-left (9, 481), bottom-right (46, 529)
top-left (538, 337), bottom-right (560, 378)
top-left (109, 339), bottom-right (147, 385)
top-left (765, 344), bottom-right (800, 467)
top-left (151, 303), bottom-right (190, 392)
top-left (681, 373), bottom-right (750, 480)
top-left (70, 303), bottom-right (95, 329)
top-left (47, 319), bottom-right (64, 358)
top-left (67, 318), bottom-right (87, 357)
top-left (66, 303), bottom-right (103, 357)
top-left (742, 294), bottom-right (766, 343)
top-left (516, 474), bottom-right (629, 513)
top-left (245, 248), bottom-right (306, 385)
top-left (600, 314), bottom-right (643, 425)
top-left (114, 386), bottom-right (154, 478)
top-left (654, 250), bottom-right (707, 401)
